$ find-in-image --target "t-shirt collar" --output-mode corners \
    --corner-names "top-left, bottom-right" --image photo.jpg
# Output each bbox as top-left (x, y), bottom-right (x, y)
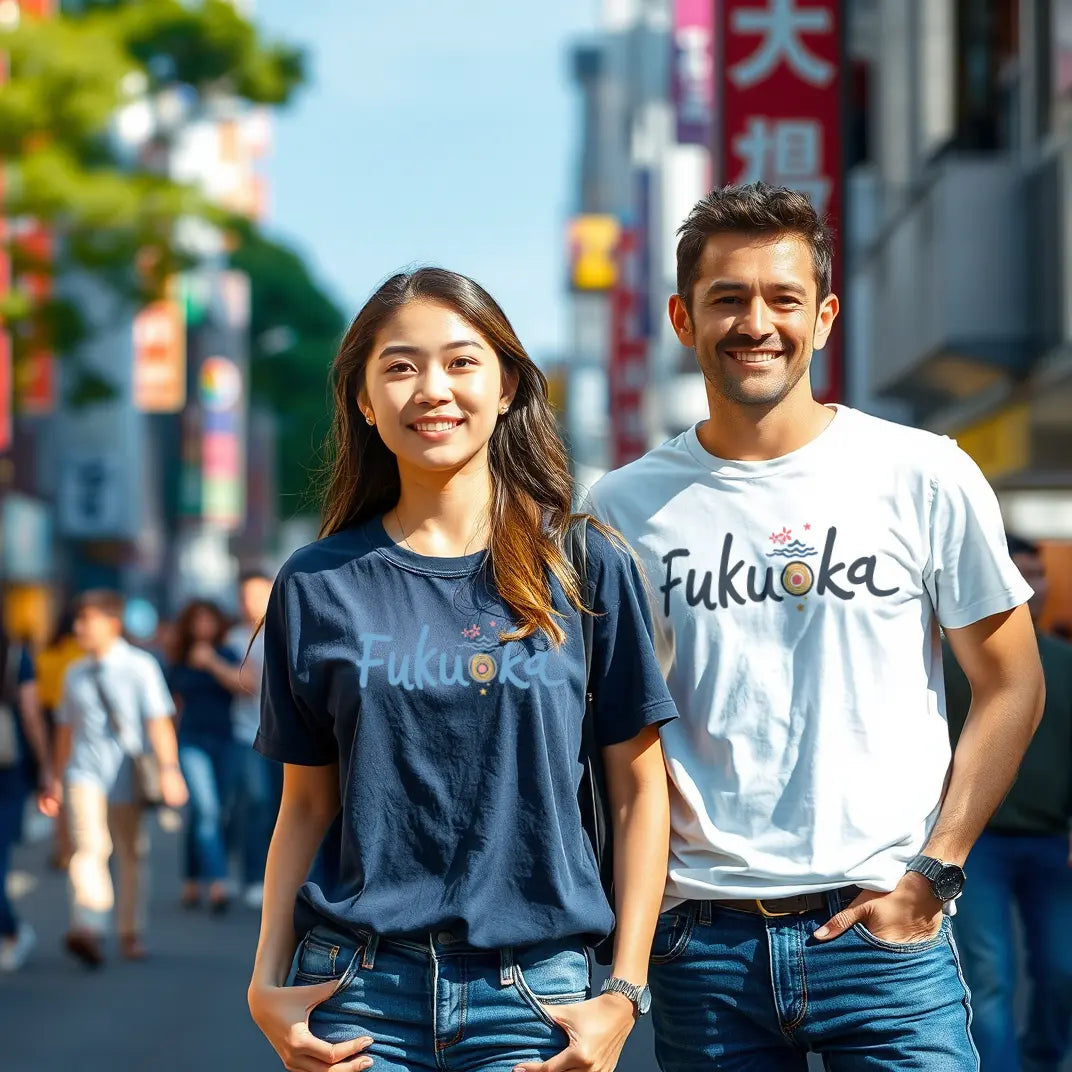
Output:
top-left (684, 403), bottom-right (850, 480)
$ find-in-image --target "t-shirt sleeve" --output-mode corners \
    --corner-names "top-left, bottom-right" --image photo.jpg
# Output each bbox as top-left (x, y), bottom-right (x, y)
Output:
top-left (138, 655), bottom-right (176, 721)
top-left (586, 527), bottom-right (679, 748)
top-left (17, 648), bottom-right (34, 686)
top-left (925, 442), bottom-right (1034, 629)
top-left (54, 666), bottom-right (78, 726)
top-left (255, 569), bottom-right (336, 765)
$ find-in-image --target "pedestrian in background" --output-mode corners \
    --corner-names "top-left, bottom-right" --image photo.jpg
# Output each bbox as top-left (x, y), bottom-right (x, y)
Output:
top-left (225, 569), bottom-right (280, 910)
top-left (35, 607), bottom-right (82, 871)
top-left (168, 599), bottom-right (240, 913)
top-left (0, 628), bottom-right (54, 972)
top-left (946, 534), bottom-right (1072, 1071)
top-left (248, 268), bottom-right (676, 1072)
top-left (54, 590), bottom-right (187, 967)
top-left (588, 182), bottom-right (1045, 1069)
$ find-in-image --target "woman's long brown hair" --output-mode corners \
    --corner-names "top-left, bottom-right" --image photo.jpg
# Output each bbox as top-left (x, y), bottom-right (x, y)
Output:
top-left (172, 599), bottom-right (229, 666)
top-left (321, 267), bottom-right (584, 646)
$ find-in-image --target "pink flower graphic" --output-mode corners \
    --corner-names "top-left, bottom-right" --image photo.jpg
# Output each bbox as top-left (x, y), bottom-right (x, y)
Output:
top-left (461, 624), bottom-right (481, 640)
top-left (769, 527), bottom-right (792, 545)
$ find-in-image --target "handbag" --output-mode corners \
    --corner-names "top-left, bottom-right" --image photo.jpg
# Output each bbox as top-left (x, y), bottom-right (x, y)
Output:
top-left (90, 667), bottom-right (164, 808)
top-left (0, 644), bottom-right (21, 770)
top-left (565, 517), bottom-right (616, 965)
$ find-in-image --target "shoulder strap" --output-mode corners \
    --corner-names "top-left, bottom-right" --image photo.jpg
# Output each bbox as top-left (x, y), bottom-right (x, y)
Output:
top-left (90, 665), bottom-right (129, 752)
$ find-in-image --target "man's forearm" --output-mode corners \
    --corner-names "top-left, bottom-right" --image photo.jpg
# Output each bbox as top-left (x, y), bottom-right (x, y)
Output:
top-left (145, 715), bottom-right (180, 766)
top-left (925, 681), bottom-right (1044, 864)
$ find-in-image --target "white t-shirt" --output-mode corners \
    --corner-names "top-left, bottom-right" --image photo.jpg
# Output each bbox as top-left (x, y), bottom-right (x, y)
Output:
top-left (588, 406), bottom-right (1032, 906)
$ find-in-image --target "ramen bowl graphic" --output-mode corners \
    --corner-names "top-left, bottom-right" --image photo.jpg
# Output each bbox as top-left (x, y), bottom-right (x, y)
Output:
top-left (781, 561), bottom-right (814, 597)
top-left (469, 653), bottom-right (498, 683)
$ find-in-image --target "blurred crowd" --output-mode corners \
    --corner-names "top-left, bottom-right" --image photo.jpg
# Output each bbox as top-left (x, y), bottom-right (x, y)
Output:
top-left (0, 571), bottom-right (280, 972)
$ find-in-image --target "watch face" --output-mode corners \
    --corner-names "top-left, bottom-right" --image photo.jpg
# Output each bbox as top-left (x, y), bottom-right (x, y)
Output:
top-left (638, 988), bottom-right (652, 1015)
top-left (934, 864), bottom-right (966, 901)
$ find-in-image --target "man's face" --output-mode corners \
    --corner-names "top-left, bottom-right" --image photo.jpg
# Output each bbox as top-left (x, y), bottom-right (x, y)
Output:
top-left (1014, 551), bottom-right (1049, 621)
top-left (73, 607), bottom-right (122, 653)
top-left (669, 232), bottom-right (838, 410)
top-left (238, 577), bottom-right (272, 625)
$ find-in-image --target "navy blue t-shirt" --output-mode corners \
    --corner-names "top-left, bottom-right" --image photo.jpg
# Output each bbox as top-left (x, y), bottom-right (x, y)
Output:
top-left (256, 517), bottom-right (677, 949)
top-left (169, 647), bottom-right (238, 741)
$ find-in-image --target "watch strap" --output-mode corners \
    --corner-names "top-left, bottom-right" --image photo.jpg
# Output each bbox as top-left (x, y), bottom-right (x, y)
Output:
top-left (600, 976), bottom-right (649, 1013)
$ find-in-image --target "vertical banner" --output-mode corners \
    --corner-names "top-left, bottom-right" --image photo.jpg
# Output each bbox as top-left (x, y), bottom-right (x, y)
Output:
top-left (673, 0), bottom-right (715, 145)
top-left (719, 0), bottom-right (844, 402)
top-left (608, 229), bottom-right (648, 468)
top-left (133, 284), bottom-right (187, 413)
top-left (15, 221), bottom-right (56, 414)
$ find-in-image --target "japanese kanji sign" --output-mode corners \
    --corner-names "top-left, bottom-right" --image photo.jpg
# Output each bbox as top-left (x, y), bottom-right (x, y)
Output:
top-left (719, 0), bottom-right (844, 402)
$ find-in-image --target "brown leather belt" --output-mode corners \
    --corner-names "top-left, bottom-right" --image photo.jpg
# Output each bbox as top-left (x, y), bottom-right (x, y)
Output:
top-left (711, 884), bottom-right (861, 919)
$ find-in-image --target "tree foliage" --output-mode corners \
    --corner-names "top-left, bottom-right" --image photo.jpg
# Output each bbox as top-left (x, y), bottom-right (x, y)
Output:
top-left (230, 230), bottom-right (346, 509)
top-left (0, 0), bottom-right (304, 375)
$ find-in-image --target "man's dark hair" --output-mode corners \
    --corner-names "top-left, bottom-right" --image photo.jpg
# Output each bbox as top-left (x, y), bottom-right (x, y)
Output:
top-left (74, 589), bottom-right (125, 621)
top-left (676, 181), bottom-right (834, 309)
top-left (1006, 533), bottom-right (1040, 558)
top-left (238, 568), bottom-right (273, 586)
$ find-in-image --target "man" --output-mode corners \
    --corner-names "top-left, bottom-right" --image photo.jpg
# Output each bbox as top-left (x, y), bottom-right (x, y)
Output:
top-left (945, 535), bottom-right (1072, 1071)
top-left (54, 590), bottom-right (187, 966)
top-left (221, 569), bottom-right (279, 908)
top-left (588, 182), bottom-right (1045, 1068)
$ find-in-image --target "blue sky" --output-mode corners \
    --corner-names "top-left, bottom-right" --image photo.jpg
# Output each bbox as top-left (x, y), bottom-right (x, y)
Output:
top-left (254, 0), bottom-right (599, 359)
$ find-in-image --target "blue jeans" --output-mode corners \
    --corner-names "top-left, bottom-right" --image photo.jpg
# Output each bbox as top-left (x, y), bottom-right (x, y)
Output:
top-left (0, 788), bottom-right (26, 937)
top-left (178, 735), bottom-right (234, 882)
top-left (288, 925), bottom-right (591, 1071)
top-left (650, 888), bottom-right (979, 1070)
top-left (226, 744), bottom-right (281, 885)
top-left (952, 831), bottom-right (1072, 1072)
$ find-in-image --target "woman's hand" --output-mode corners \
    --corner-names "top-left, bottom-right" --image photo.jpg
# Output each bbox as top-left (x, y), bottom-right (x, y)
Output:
top-left (248, 979), bottom-right (374, 1072)
top-left (514, 992), bottom-right (636, 1072)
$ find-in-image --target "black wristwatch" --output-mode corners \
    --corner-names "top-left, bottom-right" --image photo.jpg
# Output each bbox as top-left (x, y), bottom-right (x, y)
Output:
top-left (906, 854), bottom-right (966, 902)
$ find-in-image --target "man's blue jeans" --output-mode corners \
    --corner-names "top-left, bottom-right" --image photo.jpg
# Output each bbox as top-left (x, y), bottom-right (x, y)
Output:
top-left (650, 887), bottom-right (979, 1070)
top-left (952, 831), bottom-right (1072, 1072)
top-left (226, 743), bottom-right (281, 886)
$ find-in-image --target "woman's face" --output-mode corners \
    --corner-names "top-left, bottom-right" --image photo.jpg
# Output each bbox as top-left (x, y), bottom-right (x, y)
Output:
top-left (190, 608), bottom-right (218, 643)
top-left (362, 301), bottom-right (515, 478)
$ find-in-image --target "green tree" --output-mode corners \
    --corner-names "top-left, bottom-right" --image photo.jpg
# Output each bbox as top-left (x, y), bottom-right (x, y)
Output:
top-left (230, 231), bottom-right (346, 510)
top-left (0, 0), bottom-right (304, 387)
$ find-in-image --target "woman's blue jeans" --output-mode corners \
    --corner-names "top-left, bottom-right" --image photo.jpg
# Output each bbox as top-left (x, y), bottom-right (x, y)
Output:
top-left (288, 924), bottom-right (591, 1071)
top-left (178, 735), bottom-right (234, 883)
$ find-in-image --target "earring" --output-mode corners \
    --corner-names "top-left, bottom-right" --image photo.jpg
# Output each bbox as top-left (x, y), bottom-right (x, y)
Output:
top-left (365, 414), bottom-right (374, 426)
top-left (499, 406), bottom-right (509, 415)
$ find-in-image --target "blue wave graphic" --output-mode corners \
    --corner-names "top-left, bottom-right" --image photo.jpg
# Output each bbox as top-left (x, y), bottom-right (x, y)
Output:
top-left (461, 634), bottom-right (501, 653)
top-left (766, 539), bottom-right (818, 559)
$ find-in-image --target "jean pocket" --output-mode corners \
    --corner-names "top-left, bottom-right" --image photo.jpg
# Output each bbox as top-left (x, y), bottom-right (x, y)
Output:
top-left (851, 915), bottom-right (949, 953)
top-left (293, 931), bottom-right (364, 987)
top-left (512, 944), bottom-right (590, 1029)
top-left (650, 908), bottom-right (694, 965)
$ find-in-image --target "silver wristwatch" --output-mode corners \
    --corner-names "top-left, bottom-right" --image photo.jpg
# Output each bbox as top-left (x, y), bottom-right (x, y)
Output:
top-left (600, 976), bottom-right (652, 1015)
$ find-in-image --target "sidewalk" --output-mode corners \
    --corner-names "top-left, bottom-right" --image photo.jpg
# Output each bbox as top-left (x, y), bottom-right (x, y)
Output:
top-left (1, 811), bottom-right (276, 1071)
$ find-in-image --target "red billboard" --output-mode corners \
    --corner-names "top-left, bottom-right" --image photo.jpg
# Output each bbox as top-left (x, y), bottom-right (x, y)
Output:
top-left (718, 0), bottom-right (843, 403)
top-left (608, 229), bottom-right (648, 468)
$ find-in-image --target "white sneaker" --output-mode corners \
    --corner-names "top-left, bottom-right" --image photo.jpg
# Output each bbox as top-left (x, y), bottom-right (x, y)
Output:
top-left (242, 883), bottom-right (264, 910)
top-left (0, 922), bottom-right (37, 972)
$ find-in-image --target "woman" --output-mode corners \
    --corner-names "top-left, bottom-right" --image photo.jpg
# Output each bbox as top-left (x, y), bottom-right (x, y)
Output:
top-left (248, 268), bottom-right (677, 1072)
top-left (168, 600), bottom-right (239, 912)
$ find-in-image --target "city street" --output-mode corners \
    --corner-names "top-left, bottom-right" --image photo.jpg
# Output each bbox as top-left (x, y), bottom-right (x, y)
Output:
top-left (0, 815), bottom-right (660, 1072)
